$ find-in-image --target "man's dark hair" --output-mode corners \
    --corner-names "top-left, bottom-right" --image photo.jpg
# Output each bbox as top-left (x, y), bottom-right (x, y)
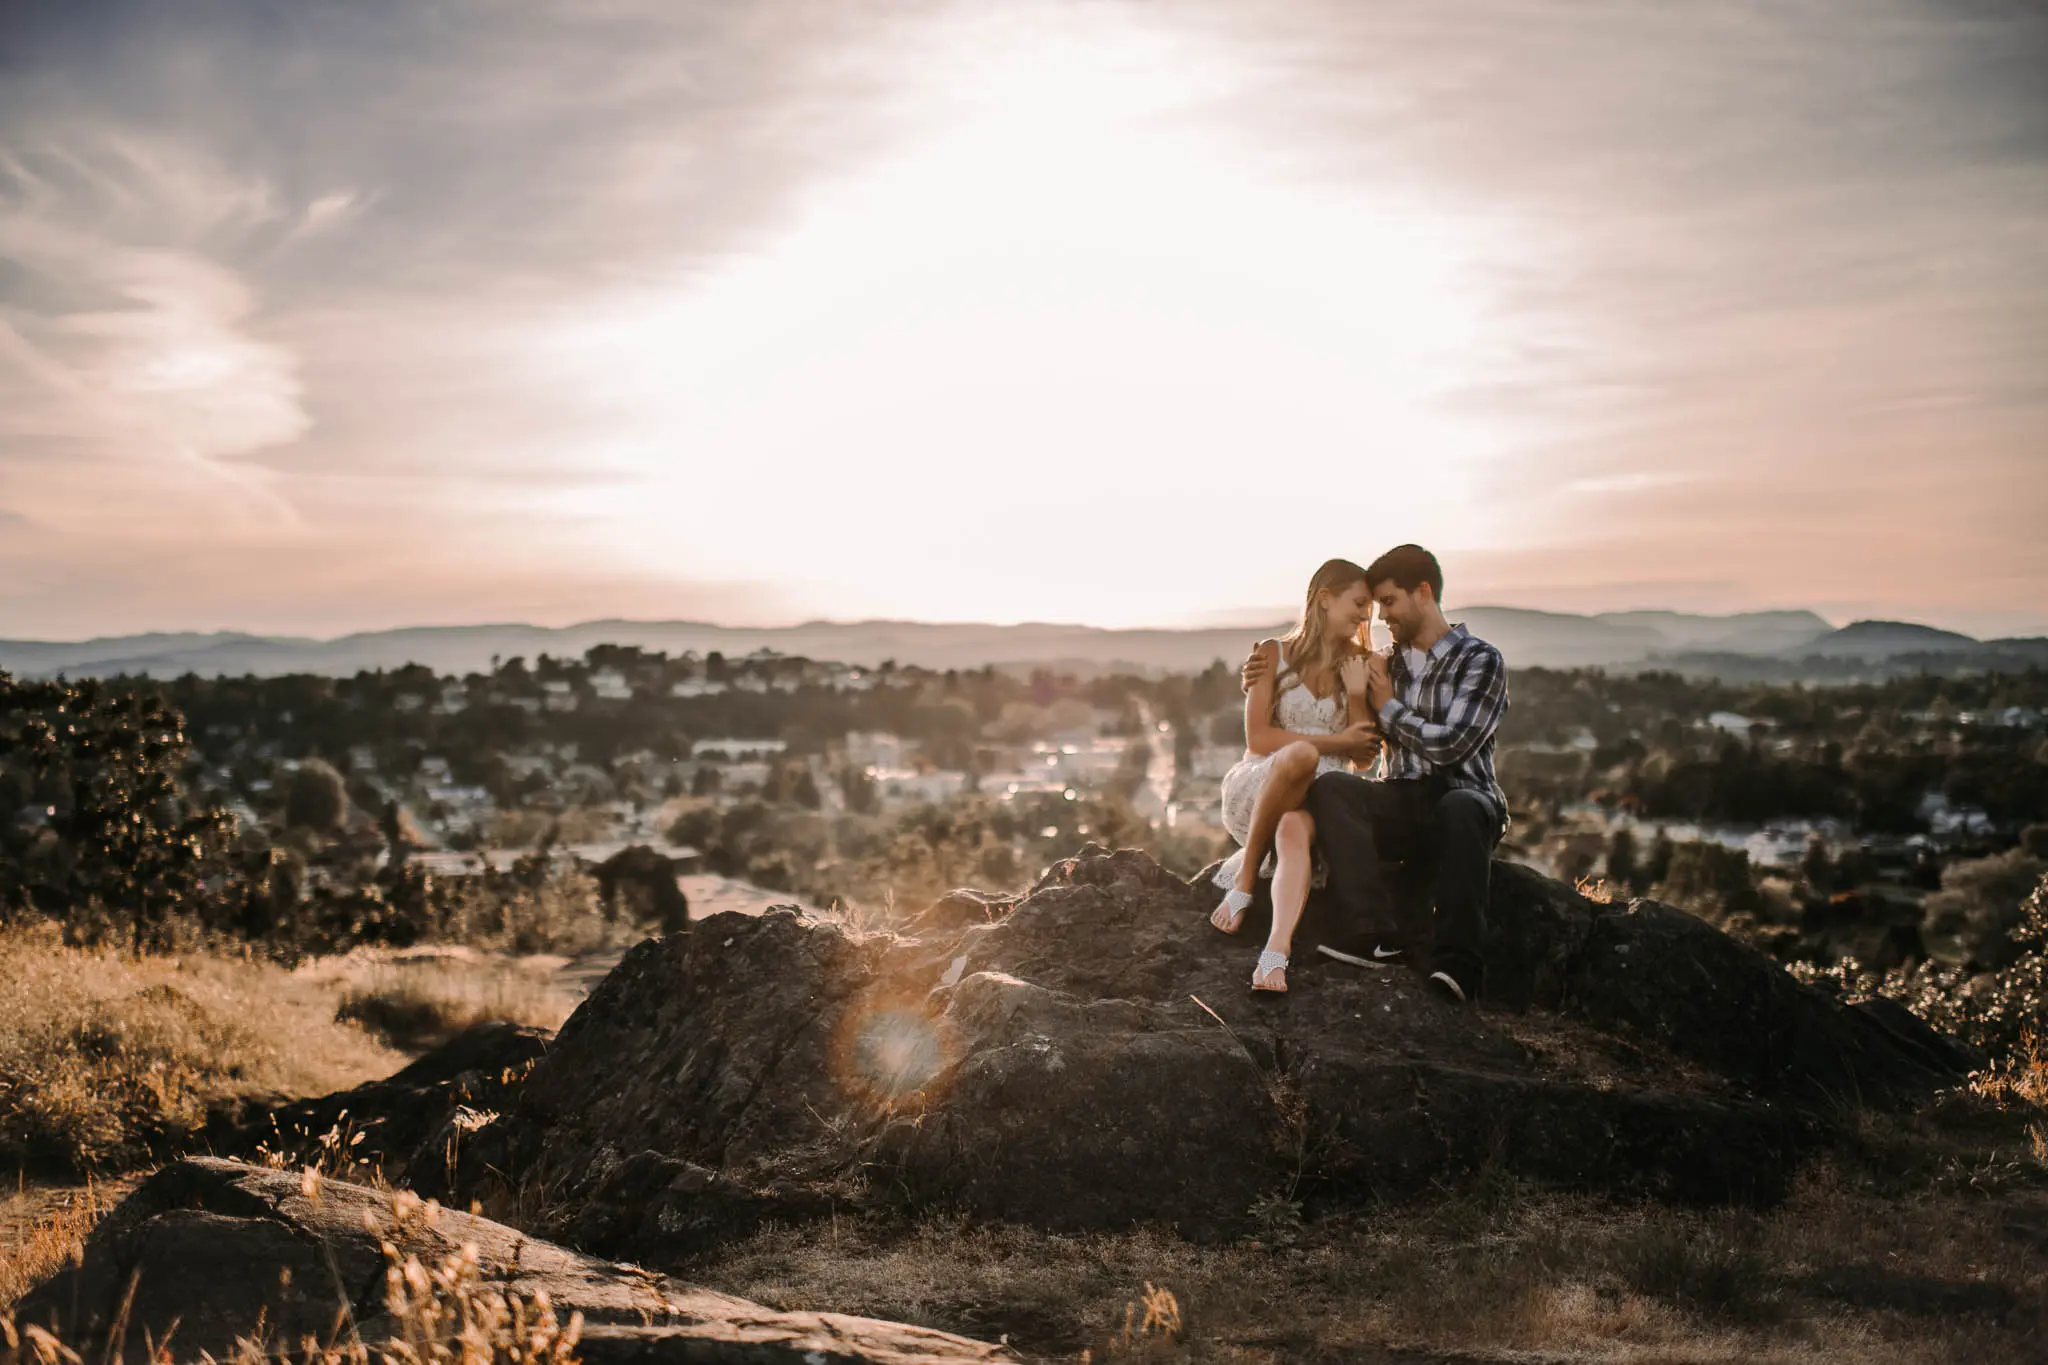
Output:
top-left (1365, 544), bottom-right (1444, 601)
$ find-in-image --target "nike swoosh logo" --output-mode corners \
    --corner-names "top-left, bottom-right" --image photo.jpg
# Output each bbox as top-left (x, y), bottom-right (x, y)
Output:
top-left (1371, 947), bottom-right (1403, 959)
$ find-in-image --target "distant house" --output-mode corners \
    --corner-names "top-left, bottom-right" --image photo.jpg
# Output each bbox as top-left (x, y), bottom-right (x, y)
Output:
top-left (868, 767), bottom-right (969, 810)
top-left (843, 731), bottom-right (906, 768)
top-left (590, 669), bottom-right (632, 701)
top-left (719, 760), bottom-right (773, 790)
top-left (1031, 737), bottom-right (1130, 782)
top-left (434, 683), bottom-right (469, 715)
top-left (542, 680), bottom-right (577, 713)
top-left (502, 753), bottom-right (552, 779)
top-left (669, 679), bottom-right (729, 698)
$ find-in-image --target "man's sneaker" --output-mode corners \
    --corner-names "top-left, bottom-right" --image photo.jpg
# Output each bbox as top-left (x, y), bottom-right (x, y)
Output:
top-left (1315, 941), bottom-right (1404, 969)
top-left (1426, 969), bottom-right (1470, 1004)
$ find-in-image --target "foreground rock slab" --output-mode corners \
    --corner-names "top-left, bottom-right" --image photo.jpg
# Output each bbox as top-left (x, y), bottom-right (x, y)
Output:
top-left (17, 1158), bottom-right (1009, 1365)
top-left (444, 847), bottom-right (1974, 1253)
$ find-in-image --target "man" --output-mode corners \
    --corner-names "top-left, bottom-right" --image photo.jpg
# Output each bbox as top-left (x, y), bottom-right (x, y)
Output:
top-left (1242, 544), bottom-right (1510, 1003)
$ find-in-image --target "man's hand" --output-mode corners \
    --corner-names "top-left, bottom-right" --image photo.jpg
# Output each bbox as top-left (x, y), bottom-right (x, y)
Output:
top-left (1334, 720), bottom-right (1383, 763)
top-left (1239, 641), bottom-right (1276, 694)
top-left (1365, 652), bottom-right (1395, 714)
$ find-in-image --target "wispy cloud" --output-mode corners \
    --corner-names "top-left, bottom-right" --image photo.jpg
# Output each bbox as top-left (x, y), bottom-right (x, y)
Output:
top-left (0, 0), bottom-right (2042, 636)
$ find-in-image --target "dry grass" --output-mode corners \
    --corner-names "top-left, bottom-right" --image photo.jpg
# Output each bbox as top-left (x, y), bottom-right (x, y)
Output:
top-left (318, 951), bottom-right (577, 1051)
top-left (0, 925), bottom-right (404, 1177)
top-left (0, 1189), bottom-right (582, 1365)
top-left (0, 1180), bottom-right (124, 1310)
top-left (689, 1152), bottom-right (2048, 1363)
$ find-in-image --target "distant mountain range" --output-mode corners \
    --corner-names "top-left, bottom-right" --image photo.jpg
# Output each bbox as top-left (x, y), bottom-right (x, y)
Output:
top-left (3, 609), bottom-right (2044, 681)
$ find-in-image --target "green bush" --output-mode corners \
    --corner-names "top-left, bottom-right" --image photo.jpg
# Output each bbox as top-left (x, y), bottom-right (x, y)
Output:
top-left (0, 674), bottom-right (240, 948)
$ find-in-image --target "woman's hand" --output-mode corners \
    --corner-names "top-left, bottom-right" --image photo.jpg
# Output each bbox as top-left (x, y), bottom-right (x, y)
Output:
top-left (1339, 653), bottom-right (1369, 698)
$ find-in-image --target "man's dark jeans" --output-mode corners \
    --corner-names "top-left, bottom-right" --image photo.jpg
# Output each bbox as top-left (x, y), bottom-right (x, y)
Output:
top-left (1303, 772), bottom-right (1503, 987)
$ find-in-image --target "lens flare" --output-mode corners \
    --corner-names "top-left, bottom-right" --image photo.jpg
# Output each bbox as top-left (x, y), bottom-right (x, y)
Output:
top-left (832, 1004), bottom-right (954, 1103)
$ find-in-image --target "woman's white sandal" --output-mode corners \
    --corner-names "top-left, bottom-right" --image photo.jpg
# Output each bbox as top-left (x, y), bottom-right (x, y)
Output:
top-left (1210, 888), bottom-right (1253, 934)
top-left (1252, 949), bottom-right (1289, 993)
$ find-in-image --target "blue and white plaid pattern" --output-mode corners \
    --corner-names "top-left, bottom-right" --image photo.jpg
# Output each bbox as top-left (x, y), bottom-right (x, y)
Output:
top-left (1377, 624), bottom-right (1510, 825)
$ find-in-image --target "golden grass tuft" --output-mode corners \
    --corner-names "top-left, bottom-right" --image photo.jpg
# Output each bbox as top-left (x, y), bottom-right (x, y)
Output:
top-left (1971, 1032), bottom-right (2048, 1110)
top-left (327, 956), bottom-right (575, 1052)
top-left (0, 1181), bottom-right (120, 1311)
top-left (0, 925), bottom-right (403, 1176)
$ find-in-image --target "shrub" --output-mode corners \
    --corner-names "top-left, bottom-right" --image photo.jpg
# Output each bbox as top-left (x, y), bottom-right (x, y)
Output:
top-left (1797, 872), bottom-right (2048, 1066)
top-left (1922, 849), bottom-right (2047, 969)
top-left (0, 674), bottom-right (241, 949)
top-left (286, 758), bottom-right (350, 834)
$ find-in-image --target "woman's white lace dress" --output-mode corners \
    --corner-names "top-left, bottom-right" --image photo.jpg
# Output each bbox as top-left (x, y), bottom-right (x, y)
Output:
top-left (1209, 651), bottom-right (1353, 891)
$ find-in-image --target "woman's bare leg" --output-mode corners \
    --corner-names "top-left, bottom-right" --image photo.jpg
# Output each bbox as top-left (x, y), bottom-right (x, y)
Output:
top-left (1264, 810), bottom-right (1317, 976)
top-left (1233, 741), bottom-right (1321, 895)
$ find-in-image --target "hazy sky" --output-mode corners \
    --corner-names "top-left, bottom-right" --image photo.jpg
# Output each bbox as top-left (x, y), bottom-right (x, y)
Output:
top-left (3, 0), bottom-right (2045, 640)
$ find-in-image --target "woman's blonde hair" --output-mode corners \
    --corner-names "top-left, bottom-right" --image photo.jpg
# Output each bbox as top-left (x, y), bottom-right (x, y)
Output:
top-left (1276, 557), bottom-right (1371, 716)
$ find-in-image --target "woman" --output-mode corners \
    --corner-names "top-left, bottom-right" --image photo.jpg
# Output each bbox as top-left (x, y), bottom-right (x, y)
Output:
top-left (1209, 558), bottom-right (1383, 992)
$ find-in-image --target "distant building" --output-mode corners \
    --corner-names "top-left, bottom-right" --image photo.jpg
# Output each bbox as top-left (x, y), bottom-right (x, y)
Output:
top-left (669, 679), bottom-right (729, 698)
top-left (843, 731), bottom-right (907, 768)
top-left (868, 767), bottom-right (969, 810)
top-left (1031, 737), bottom-right (1130, 782)
top-left (590, 669), bottom-right (632, 701)
top-left (542, 680), bottom-right (577, 712)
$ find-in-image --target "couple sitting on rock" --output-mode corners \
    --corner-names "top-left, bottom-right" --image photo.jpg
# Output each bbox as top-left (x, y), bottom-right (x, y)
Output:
top-left (1208, 545), bottom-right (1510, 1002)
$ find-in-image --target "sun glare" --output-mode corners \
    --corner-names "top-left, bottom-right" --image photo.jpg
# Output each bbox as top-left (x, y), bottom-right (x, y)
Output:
top-left (536, 8), bottom-right (1523, 626)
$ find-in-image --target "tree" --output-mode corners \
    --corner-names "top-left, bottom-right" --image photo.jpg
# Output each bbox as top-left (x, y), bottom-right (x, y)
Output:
top-left (286, 758), bottom-right (349, 833)
top-left (1605, 827), bottom-right (1638, 891)
top-left (1923, 849), bottom-right (2048, 969)
top-left (379, 800), bottom-right (423, 869)
top-left (0, 674), bottom-right (239, 947)
top-left (1109, 740), bottom-right (1153, 802)
top-left (1799, 836), bottom-right (1834, 895)
top-left (1641, 830), bottom-right (1676, 892)
top-left (839, 764), bottom-right (878, 815)
top-left (1653, 841), bottom-right (1758, 918)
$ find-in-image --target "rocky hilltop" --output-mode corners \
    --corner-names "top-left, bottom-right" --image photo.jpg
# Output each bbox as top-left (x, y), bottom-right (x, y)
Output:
top-left (18, 847), bottom-right (1987, 1360)
top-left (423, 847), bottom-right (1976, 1254)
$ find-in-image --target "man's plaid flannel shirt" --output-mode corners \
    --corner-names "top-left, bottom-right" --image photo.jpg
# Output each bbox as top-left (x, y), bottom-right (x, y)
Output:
top-left (1376, 623), bottom-right (1511, 829)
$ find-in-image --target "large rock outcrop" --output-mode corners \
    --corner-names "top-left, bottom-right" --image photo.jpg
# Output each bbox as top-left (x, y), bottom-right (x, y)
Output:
top-left (16, 1158), bottom-right (1007, 1364)
top-left (432, 847), bottom-right (1975, 1253)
